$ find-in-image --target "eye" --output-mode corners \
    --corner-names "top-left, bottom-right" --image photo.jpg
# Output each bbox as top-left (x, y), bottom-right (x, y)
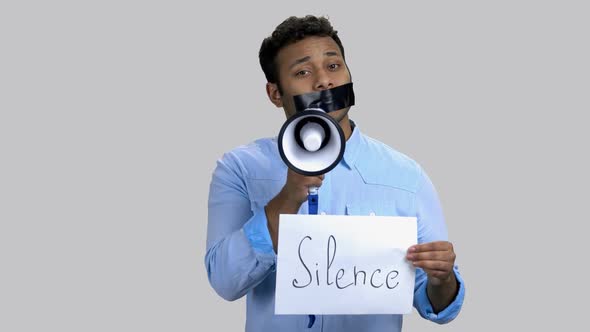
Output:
top-left (328, 63), bottom-right (341, 71)
top-left (295, 70), bottom-right (310, 77)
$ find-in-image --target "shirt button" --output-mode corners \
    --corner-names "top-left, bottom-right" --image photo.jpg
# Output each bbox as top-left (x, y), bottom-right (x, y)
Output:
top-left (320, 211), bottom-right (326, 215)
top-left (369, 212), bottom-right (376, 216)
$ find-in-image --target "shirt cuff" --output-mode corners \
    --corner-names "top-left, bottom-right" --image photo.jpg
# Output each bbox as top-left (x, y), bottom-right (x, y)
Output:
top-left (243, 207), bottom-right (275, 255)
top-left (414, 266), bottom-right (465, 324)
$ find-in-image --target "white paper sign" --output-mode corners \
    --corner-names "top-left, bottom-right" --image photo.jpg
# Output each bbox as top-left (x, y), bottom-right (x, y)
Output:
top-left (275, 214), bottom-right (417, 315)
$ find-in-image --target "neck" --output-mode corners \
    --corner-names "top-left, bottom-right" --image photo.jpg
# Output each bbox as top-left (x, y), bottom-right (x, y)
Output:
top-left (339, 115), bottom-right (353, 141)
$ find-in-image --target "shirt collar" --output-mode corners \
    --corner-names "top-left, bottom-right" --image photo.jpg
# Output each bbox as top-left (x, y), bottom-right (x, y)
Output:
top-left (341, 120), bottom-right (361, 169)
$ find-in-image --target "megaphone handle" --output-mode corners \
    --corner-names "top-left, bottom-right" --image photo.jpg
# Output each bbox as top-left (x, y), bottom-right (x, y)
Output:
top-left (307, 185), bottom-right (319, 329)
top-left (308, 186), bottom-right (319, 215)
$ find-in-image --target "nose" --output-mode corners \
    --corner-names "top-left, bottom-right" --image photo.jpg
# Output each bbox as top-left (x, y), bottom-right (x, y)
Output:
top-left (314, 69), bottom-right (333, 90)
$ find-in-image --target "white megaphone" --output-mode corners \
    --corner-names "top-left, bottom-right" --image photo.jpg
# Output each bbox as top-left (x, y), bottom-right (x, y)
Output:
top-left (277, 108), bottom-right (345, 214)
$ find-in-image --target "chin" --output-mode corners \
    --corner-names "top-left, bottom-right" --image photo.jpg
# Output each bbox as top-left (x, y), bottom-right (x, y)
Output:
top-left (330, 108), bottom-right (351, 123)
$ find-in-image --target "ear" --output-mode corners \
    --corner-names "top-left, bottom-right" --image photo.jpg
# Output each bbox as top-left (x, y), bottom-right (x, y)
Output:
top-left (266, 82), bottom-right (283, 108)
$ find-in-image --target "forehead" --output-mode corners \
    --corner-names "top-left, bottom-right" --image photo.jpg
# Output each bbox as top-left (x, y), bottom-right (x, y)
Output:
top-left (276, 36), bottom-right (342, 68)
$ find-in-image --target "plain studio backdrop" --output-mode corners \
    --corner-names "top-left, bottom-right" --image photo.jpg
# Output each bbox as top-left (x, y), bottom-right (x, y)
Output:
top-left (1, 1), bottom-right (588, 331)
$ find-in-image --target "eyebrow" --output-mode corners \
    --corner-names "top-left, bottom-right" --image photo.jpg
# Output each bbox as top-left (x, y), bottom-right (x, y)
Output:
top-left (288, 51), bottom-right (341, 69)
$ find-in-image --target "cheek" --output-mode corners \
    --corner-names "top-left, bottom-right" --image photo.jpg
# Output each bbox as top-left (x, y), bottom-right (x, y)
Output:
top-left (281, 75), bottom-right (314, 94)
top-left (339, 70), bottom-right (352, 83)
top-left (284, 84), bottom-right (308, 97)
top-left (280, 94), bottom-right (296, 112)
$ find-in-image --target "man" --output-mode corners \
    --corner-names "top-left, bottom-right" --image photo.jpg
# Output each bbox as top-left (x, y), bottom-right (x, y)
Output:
top-left (205, 15), bottom-right (465, 331)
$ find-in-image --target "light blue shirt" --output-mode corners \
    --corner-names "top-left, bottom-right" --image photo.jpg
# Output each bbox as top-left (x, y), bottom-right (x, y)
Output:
top-left (205, 123), bottom-right (465, 331)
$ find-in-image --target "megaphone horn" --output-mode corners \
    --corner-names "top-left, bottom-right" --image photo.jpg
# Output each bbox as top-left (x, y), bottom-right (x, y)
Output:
top-left (278, 109), bottom-right (345, 177)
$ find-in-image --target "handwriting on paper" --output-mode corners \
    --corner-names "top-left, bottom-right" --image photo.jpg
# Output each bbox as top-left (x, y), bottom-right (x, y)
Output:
top-left (275, 215), bottom-right (417, 315)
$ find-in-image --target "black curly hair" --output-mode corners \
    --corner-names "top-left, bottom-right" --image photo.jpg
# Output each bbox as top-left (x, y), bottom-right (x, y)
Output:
top-left (259, 15), bottom-right (345, 93)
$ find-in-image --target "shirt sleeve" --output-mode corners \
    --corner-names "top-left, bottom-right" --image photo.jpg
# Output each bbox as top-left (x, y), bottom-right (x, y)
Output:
top-left (204, 151), bottom-right (277, 301)
top-left (412, 167), bottom-right (466, 323)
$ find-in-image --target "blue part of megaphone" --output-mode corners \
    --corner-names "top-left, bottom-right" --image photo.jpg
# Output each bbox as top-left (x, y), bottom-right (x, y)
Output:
top-left (308, 193), bottom-right (318, 215)
top-left (277, 110), bottom-right (345, 177)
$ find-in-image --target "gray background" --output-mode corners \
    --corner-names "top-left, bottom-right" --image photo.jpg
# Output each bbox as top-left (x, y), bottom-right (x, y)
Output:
top-left (1, 0), bottom-right (588, 331)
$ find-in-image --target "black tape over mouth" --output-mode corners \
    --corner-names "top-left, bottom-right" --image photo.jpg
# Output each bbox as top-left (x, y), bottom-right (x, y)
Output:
top-left (293, 82), bottom-right (355, 113)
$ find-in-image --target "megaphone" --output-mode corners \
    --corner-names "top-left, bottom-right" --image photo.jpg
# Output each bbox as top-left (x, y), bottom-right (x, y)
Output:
top-left (277, 108), bottom-right (345, 214)
top-left (278, 108), bottom-right (345, 176)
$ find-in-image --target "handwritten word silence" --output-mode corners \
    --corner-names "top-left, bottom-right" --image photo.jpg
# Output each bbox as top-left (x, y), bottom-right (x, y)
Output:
top-left (292, 235), bottom-right (401, 290)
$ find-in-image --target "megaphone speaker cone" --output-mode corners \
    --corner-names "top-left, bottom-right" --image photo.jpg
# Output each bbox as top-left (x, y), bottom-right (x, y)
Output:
top-left (278, 110), bottom-right (345, 176)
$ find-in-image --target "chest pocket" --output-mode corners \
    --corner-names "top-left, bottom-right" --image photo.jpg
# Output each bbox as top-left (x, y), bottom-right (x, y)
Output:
top-left (345, 202), bottom-right (399, 217)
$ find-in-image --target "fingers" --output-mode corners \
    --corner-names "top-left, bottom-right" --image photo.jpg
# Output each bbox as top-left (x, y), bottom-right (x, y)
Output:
top-left (287, 169), bottom-right (325, 188)
top-left (406, 241), bottom-right (456, 274)
top-left (406, 251), bottom-right (455, 262)
top-left (287, 169), bottom-right (324, 181)
top-left (408, 241), bottom-right (453, 253)
top-left (419, 266), bottom-right (454, 281)
top-left (282, 169), bottom-right (326, 205)
top-left (306, 175), bottom-right (324, 188)
top-left (410, 260), bottom-right (454, 272)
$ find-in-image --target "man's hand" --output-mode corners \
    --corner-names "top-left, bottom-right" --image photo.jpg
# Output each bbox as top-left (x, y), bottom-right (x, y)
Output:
top-left (277, 169), bottom-right (325, 210)
top-left (265, 169), bottom-right (324, 252)
top-left (406, 241), bottom-right (456, 284)
top-left (406, 241), bottom-right (459, 312)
